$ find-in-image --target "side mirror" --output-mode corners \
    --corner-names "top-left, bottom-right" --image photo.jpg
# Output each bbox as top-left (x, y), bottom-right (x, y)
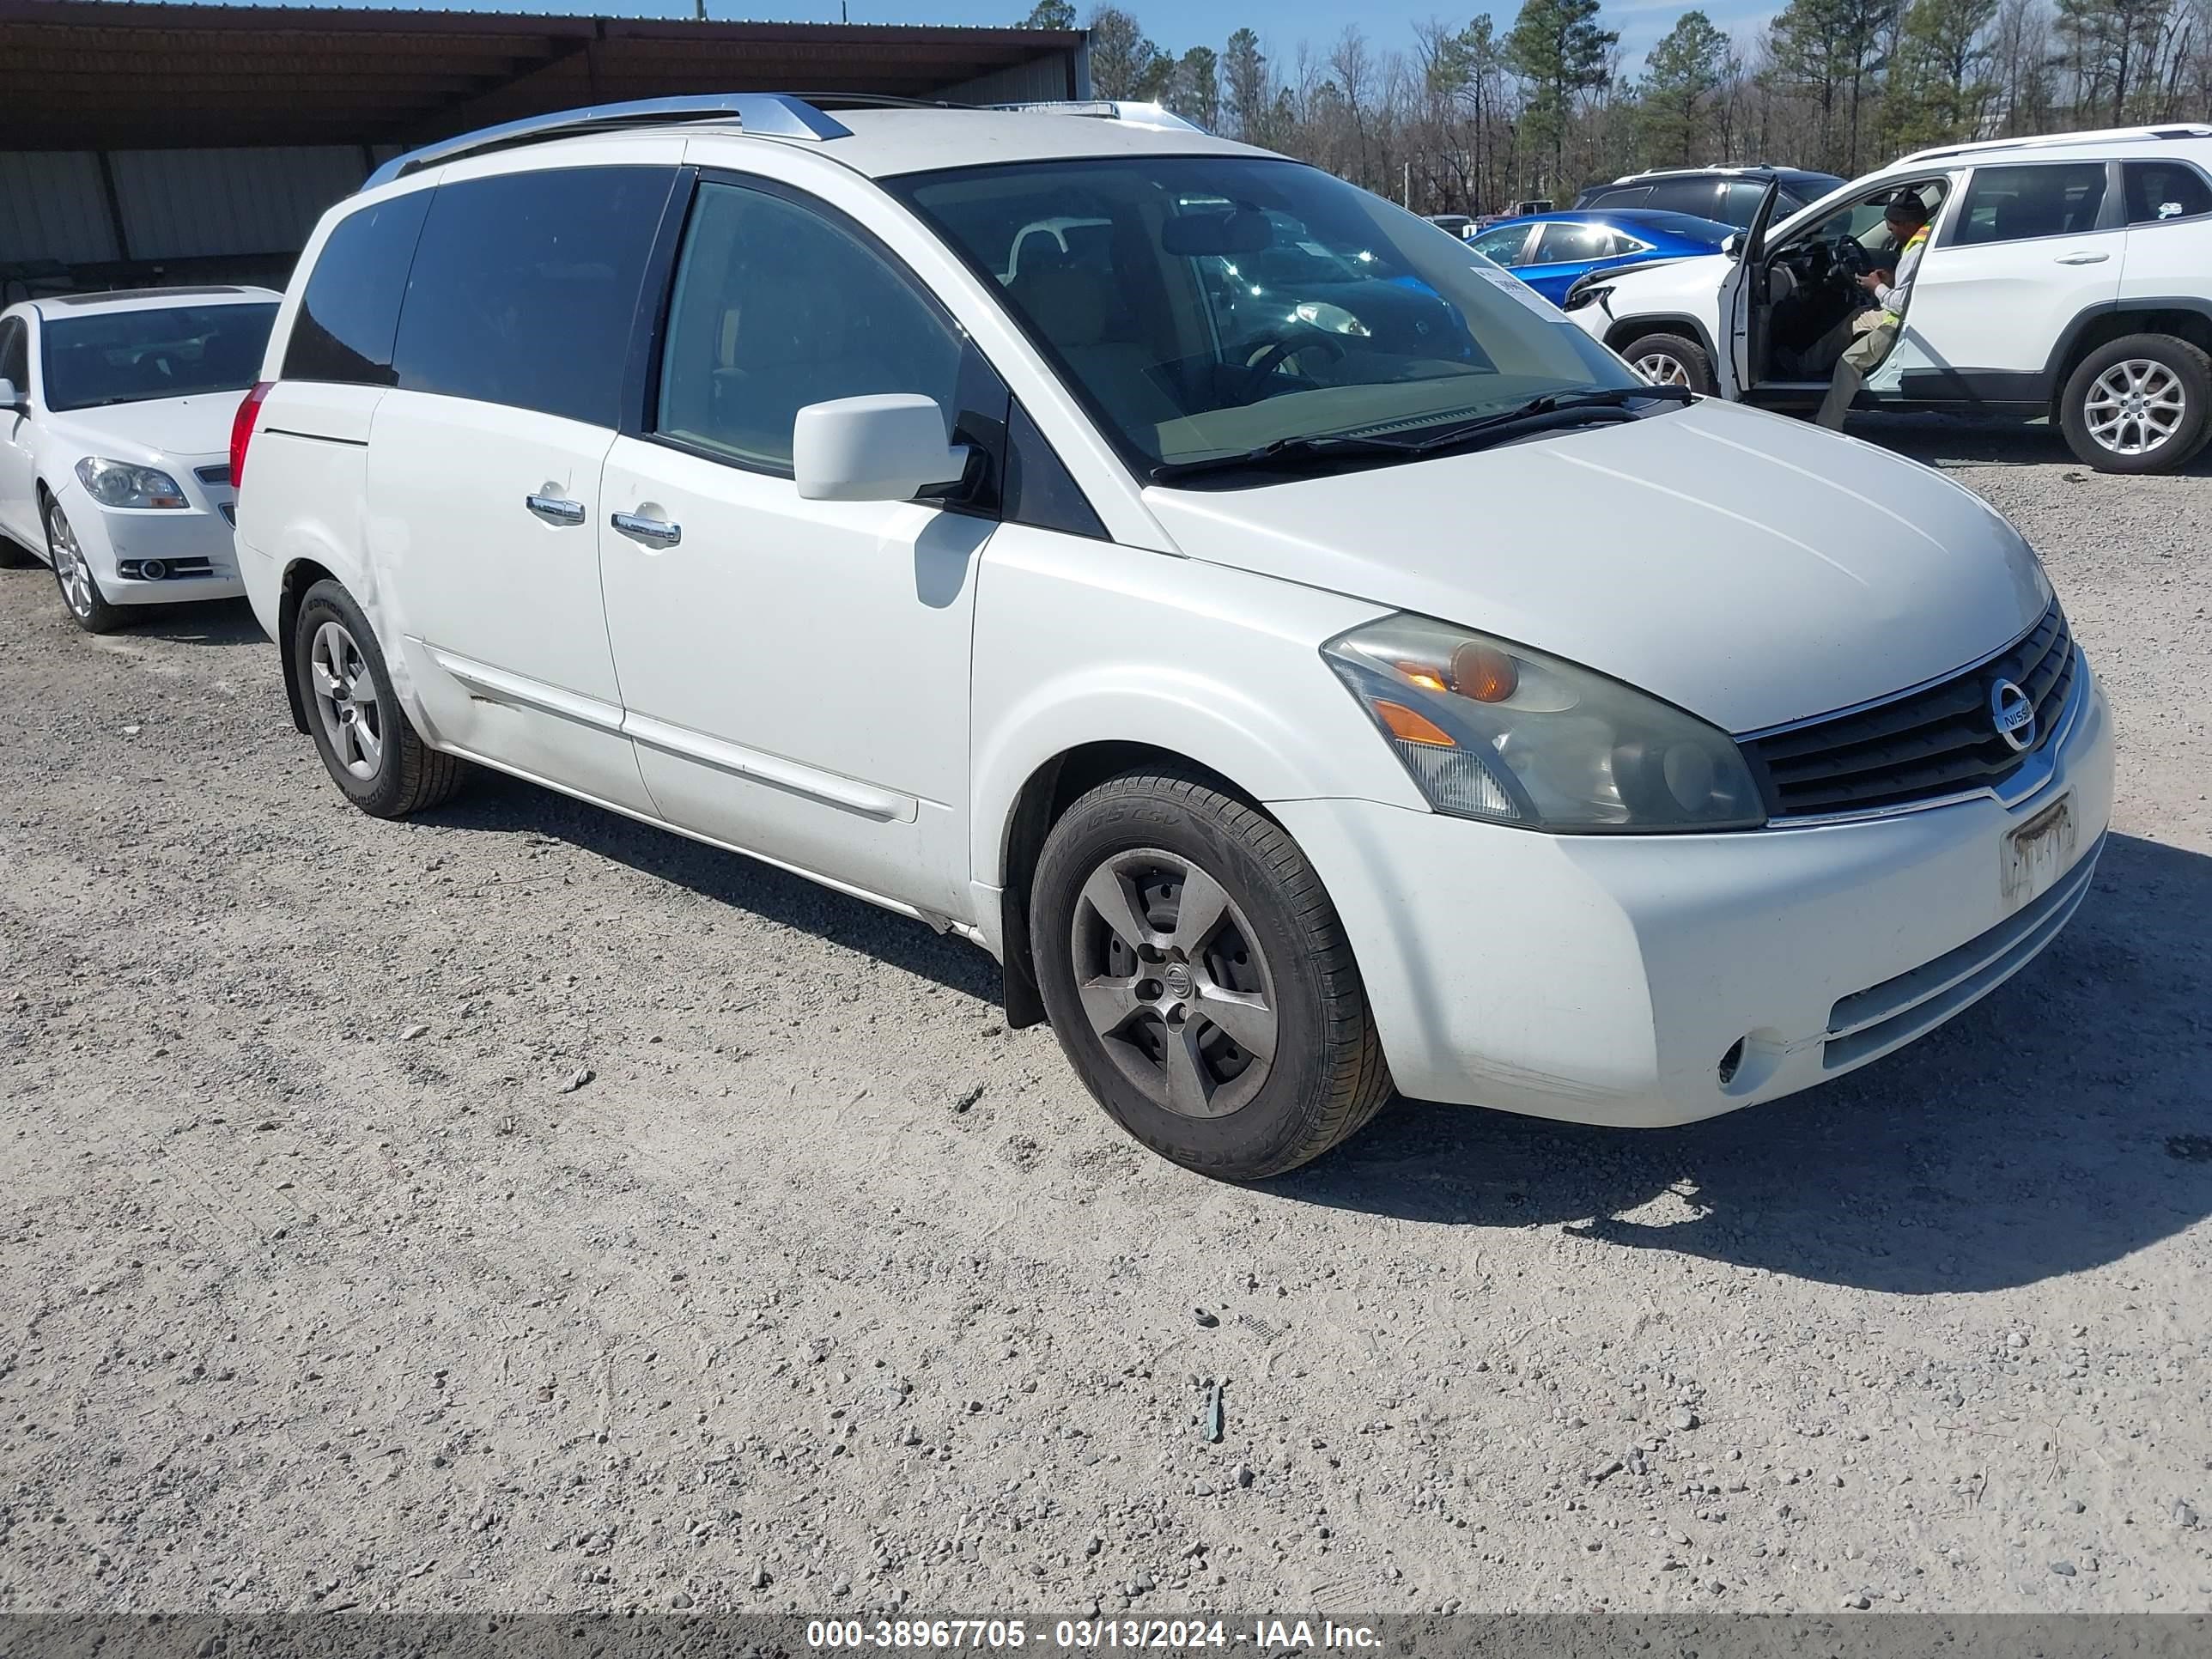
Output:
top-left (0, 377), bottom-right (24, 412)
top-left (1722, 233), bottom-right (1745, 261)
top-left (793, 394), bottom-right (969, 504)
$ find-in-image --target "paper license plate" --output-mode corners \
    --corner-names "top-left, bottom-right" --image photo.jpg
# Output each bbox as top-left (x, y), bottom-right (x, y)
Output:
top-left (2001, 793), bottom-right (2076, 908)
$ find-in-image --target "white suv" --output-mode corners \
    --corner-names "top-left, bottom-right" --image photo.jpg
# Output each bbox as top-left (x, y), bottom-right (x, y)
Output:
top-left (234, 94), bottom-right (2111, 1180)
top-left (1566, 125), bottom-right (2212, 473)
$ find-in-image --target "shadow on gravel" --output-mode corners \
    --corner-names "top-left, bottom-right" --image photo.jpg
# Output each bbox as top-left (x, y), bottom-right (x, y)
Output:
top-left (1276, 832), bottom-right (2212, 1295)
top-left (1844, 411), bottom-right (2212, 475)
top-left (117, 596), bottom-right (264, 647)
top-left (422, 769), bottom-right (1002, 1002)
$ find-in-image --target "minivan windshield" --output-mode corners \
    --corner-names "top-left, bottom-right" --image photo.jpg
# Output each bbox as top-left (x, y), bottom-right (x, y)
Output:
top-left (40, 302), bottom-right (277, 412)
top-left (892, 157), bottom-right (1644, 479)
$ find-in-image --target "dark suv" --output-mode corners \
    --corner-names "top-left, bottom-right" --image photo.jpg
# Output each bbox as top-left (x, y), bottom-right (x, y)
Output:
top-left (1575, 167), bottom-right (1844, 229)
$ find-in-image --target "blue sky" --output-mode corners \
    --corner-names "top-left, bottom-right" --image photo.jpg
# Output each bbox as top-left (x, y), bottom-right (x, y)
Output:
top-left (339, 0), bottom-right (1781, 82)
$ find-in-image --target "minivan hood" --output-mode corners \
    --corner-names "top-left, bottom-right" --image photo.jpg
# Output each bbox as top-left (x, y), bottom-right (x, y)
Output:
top-left (43, 394), bottom-right (235, 467)
top-left (1142, 397), bottom-right (2051, 733)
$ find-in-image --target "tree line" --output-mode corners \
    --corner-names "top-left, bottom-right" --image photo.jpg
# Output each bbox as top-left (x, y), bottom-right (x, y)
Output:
top-left (1016, 0), bottom-right (2212, 214)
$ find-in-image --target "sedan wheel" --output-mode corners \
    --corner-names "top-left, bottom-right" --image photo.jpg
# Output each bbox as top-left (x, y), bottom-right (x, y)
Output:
top-left (307, 619), bottom-right (385, 781)
top-left (45, 499), bottom-right (127, 633)
top-left (1071, 848), bottom-right (1279, 1121)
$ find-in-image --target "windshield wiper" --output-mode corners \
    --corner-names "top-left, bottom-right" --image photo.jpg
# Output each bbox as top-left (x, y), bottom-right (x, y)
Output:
top-left (1148, 432), bottom-right (1417, 483)
top-left (1148, 384), bottom-right (1695, 483)
top-left (1391, 384), bottom-right (1695, 455)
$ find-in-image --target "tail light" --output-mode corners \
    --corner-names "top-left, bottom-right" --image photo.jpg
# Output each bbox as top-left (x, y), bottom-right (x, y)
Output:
top-left (229, 380), bottom-right (272, 489)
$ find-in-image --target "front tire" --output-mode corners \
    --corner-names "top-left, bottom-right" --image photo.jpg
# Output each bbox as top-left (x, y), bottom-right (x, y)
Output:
top-left (1620, 331), bottom-right (1715, 395)
top-left (45, 497), bottom-right (131, 633)
top-left (293, 578), bottom-right (467, 817)
top-left (2059, 332), bottom-right (2212, 474)
top-left (1030, 769), bottom-right (1392, 1181)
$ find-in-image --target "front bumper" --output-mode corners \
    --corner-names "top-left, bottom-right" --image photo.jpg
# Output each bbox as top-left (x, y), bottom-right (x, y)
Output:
top-left (1273, 656), bottom-right (2113, 1127)
top-left (59, 477), bottom-right (244, 605)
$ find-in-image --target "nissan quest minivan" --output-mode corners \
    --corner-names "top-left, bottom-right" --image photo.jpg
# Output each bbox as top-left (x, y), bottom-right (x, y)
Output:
top-left (232, 95), bottom-right (2112, 1181)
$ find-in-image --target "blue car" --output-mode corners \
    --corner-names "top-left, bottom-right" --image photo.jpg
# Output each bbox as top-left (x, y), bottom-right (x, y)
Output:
top-left (1465, 210), bottom-right (1734, 307)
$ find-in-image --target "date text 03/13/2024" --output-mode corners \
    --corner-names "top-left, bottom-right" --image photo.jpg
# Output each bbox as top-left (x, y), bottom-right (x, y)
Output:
top-left (804, 1619), bottom-right (1383, 1650)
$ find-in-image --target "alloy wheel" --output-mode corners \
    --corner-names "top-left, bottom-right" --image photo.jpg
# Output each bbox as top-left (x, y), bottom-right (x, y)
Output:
top-left (1068, 848), bottom-right (1279, 1120)
top-left (2084, 358), bottom-right (2186, 457)
top-left (1632, 351), bottom-right (1692, 388)
top-left (46, 504), bottom-right (94, 619)
top-left (308, 620), bottom-right (384, 781)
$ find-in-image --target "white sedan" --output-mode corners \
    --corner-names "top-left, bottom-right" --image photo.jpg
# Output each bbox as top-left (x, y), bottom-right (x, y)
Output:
top-left (0, 287), bottom-right (277, 631)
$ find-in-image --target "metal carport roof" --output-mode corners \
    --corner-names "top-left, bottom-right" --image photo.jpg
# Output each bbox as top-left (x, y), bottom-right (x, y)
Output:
top-left (0, 1), bottom-right (1088, 150)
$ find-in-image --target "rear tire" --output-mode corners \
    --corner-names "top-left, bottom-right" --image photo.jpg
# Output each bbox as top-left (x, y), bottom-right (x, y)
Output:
top-left (293, 578), bottom-right (468, 817)
top-left (2058, 332), bottom-right (2212, 474)
top-left (1620, 331), bottom-right (1715, 395)
top-left (46, 497), bottom-right (131, 634)
top-left (1030, 768), bottom-right (1393, 1182)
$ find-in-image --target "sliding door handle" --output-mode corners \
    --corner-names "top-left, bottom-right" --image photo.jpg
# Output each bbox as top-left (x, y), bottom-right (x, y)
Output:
top-left (611, 511), bottom-right (682, 547)
top-left (525, 493), bottom-right (586, 526)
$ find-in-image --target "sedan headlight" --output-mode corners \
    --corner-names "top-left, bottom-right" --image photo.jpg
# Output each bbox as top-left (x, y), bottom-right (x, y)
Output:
top-left (76, 457), bottom-right (188, 509)
top-left (1324, 615), bottom-right (1765, 831)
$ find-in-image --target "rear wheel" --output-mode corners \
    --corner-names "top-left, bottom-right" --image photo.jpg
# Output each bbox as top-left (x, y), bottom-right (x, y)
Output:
top-left (293, 578), bottom-right (468, 817)
top-left (1030, 769), bottom-right (1392, 1182)
top-left (46, 496), bottom-right (130, 634)
top-left (2058, 332), bottom-right (2212, 474)
top-left (1620, 331), bottom-right (1715, 395)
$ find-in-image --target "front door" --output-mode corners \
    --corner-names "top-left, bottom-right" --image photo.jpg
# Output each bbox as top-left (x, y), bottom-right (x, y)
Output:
top-left (0, 316), bottom-right (36, 546)
top-left (598, 174), bottom-right (1000, 917)
top-left (366, 161), bottom-right (679, 815)
top-left (1873, 160), bottom-right (2123, 399)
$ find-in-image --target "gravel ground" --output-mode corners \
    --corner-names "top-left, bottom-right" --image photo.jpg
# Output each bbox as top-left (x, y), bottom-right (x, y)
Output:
top-left (2, 417), bottom-right (2208, 1619)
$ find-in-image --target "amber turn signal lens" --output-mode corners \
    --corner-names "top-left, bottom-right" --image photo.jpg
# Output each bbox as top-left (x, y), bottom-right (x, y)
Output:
top-left (1374, 699), bottom-right (1456, 747)
top-left (1394, 663), bottom-right (1448, 693)
top-left (1450, 641), bottom-right (1519, 703)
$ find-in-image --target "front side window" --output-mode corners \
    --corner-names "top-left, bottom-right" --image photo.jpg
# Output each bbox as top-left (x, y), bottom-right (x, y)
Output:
top-left (1721, 181), bottom-right (1772, 227)
top-left (1644, 179), bottom-right (1721, 217)
top-left (1954, 162), bottom-right (2108, 246)
top-left (392, 166), bottom-right (673, 427)
top-left (1467, 224), bottom-right (1532, 265)
top-left (1789, 178), bottom-right (1948, 252)
top-left (654, 179), bottom-right (965, 473)
top-left (40, 303), bottom-right (277, 413)
top-left (894, 156), bottom-right (1637, 477)
top-left (0, 317), bottom-right (27, 390)
top-left (2124, 160), bottom-right (2212, 225)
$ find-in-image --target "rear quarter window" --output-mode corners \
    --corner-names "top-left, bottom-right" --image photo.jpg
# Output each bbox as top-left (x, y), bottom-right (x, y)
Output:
top-left (283, 191), bottom-right (432, 386)
top-left (391, 166), bottom-right (675, 428)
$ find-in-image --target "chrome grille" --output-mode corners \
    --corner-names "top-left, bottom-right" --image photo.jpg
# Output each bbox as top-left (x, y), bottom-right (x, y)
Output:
top-left (1745, 599), bottom-right (2075, 818)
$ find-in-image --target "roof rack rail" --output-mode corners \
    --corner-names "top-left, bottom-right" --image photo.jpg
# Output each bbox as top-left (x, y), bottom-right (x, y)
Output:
top-left (989, 99), bottom-right (1205, 133)
top-left (1895, 122), bottom-right (2212, 166)
top-left (362, 94), bottom-right (851, 191)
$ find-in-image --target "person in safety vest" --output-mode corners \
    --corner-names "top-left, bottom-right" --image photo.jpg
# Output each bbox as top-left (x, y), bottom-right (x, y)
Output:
top-left (1816, 191), bottom-right (1931, 429)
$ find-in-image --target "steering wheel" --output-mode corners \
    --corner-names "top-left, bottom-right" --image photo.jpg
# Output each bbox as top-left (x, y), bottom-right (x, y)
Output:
top-left (1829, 236), bottom-right (1877, 280)
top-left (1235, 332), bottom-right (1346, 402)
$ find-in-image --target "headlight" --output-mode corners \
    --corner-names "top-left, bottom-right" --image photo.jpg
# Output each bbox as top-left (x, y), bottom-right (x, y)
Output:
top-left (1324, 615), bottom-right (1765, 831)
top-left (1562, 282), bottom-right (1611, 313)
top-left (1294, 301), bottom-right (1371, 337)
top-left (76, 458), bottom-right (188, 509)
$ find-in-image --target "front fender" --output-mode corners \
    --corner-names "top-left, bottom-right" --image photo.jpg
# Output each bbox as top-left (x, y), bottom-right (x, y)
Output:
top-left (968, 526), bottom-right (1428, 894)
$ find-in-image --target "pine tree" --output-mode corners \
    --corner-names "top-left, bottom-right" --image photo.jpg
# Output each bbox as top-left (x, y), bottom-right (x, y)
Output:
top-left (1171, 46), bottom-right (1221, 129)
top-left (1504, 0), bottom-right (1619, 193)
top-left (1639, 10), bottom-right (1730, 164)
top-left (1889, 0), bottom-right (2000, 146)
top-left (1018, 0), bottom-right (1077, 28)
top-left (1087, 6), bottom-right (1168, 99)
top-left (1223, 27), bottom-right (1272, 141)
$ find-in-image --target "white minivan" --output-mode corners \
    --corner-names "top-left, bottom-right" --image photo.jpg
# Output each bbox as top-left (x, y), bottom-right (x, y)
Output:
top-left (234, 95), bottom-right (2112, 1180)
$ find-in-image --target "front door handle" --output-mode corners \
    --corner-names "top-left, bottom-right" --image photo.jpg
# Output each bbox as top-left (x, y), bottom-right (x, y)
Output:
top-left (2053, 251), bottom-right (2111, 264)
top-left (526, 493), bottom-right (586, 526)
top-left (611, 511), bottom-right (682, 547)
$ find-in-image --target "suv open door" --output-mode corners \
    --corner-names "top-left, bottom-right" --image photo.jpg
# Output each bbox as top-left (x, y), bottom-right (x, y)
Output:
top-left (1716, 179), bottom-right (1779, 400)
